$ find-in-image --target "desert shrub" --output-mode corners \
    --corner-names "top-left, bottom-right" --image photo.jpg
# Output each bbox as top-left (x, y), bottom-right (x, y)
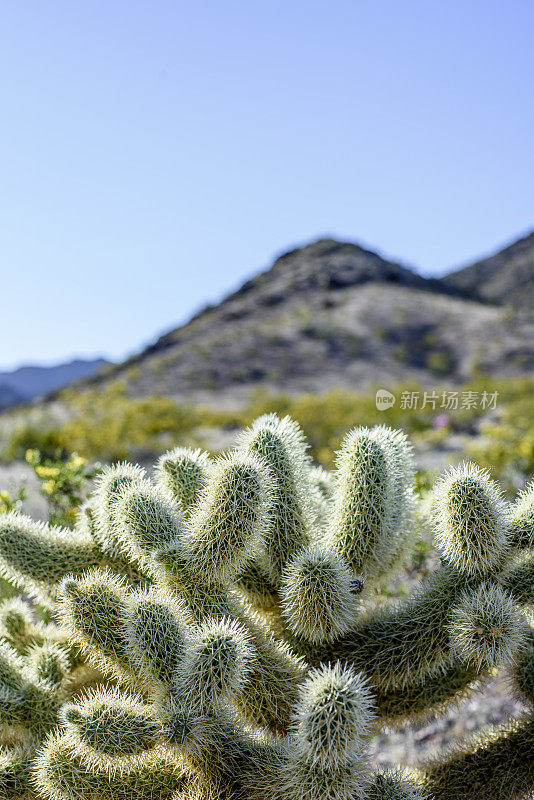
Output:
top-left (3, 384), bottom-right (229, 463)
top-left (24, 449), bottom-right (101, 528)
top-left (466, 391), bottom-right (534, 488)
top-left (3, 377), bottom-right (533, 480)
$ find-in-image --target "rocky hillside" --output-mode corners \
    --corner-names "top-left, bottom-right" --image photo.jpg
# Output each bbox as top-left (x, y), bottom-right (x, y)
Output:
top-left (443, 230), bottom-right (534, 308)
top-left (72, 237), bottom-right (533, 407)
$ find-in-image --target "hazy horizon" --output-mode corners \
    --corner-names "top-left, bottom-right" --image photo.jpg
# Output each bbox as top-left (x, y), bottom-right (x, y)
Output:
top-left (2, 1), bottom-right (533, 371)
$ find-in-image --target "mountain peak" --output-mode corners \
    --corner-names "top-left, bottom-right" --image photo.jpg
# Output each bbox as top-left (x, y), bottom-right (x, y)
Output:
top-left (273, 237), bottom-right (373, 262)
top-left (443, 230), bottom-right (534, 307)
top-left (232, 236), bottom-right (444, 301)
top-left (24, 232), bottom-right (534, 408)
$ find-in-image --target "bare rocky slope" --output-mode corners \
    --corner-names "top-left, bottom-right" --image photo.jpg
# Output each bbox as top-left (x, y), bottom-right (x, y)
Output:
top-left (443, 230), bottom-right (534, 308)
top-left (69, 236), bottom-right (533, 407)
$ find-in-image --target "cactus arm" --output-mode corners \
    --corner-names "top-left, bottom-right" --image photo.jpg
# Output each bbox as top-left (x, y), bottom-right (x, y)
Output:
top-left (279, 546), bottom-right (360, 644)
top-left (509, 480), bottom-right (534, 550)
top-left (59, 687), bottom-right (161, 761)
top-left (154, 446), bottom-right (211, 512)
top-left (446, 581), bottom-right (527, 671)
top-left (417, 712), bottom-right (534, 800)
top-left (91, 463), bottom-right (147, 559)
top-left (236, 414), bottom-right (316, 582)
top-left (111, 480), bottom-right (184, 575)
top-left (123, 586), bottom-right (189, 691)
top-left (325, 427), bottom-right (415, 585)
top-left (184, 452), bottom-right (275, 584)
top-left (233, 626), bottom-right (306, 732)
top-left (0, 598), bottom-right (43, 655)
top-left (0, 514), bottom-right (102, 604)
top-left (57, 571), bottom-right (136, 685)
top-left (499, 552), bottom-right (534, 606)
top-left (368, 769), bottom-right (429, 799)
top-left (312, 566), bottom-right (467, 688)
top-left (430, 462), bottom-right (511, 577)
top-left (310, 566), bottom-right (524, 691)
top-left (374, 658), bottom-right (484, 725)
top-left (34, 730), bottom-right (188, 800)
top-left (25, 642), bottom-right (70, 690)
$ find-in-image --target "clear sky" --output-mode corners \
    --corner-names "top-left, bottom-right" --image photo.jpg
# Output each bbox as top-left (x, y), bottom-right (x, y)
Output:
top-left (1, 0), bottom-right (533, 370)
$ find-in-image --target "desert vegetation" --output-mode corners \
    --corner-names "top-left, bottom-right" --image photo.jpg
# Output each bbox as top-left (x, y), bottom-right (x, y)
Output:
top-left (0, 413), bottom-right (532, 799)
top-left (2, 376), bottom-right (533, 483)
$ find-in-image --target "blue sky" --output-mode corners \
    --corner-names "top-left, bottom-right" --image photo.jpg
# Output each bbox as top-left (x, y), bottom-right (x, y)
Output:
top-left (1, 1), bottom-right (533, 370)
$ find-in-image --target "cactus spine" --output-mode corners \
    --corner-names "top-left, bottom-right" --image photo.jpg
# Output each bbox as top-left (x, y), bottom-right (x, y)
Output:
top-left (0, 414), bottom-right (531, 799)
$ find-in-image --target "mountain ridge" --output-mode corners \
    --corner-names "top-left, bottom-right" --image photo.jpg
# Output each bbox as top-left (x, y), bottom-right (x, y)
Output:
top-left (442, 230), bottom-right (534, 308)
top-left (65, 234), bottom-right (532, 407)
top-left (122, 238), bottom-right (482, 369)
top-left (5, 232), bottom-right (533, 411)
top-left (0, 358), bottom-right (109, 411)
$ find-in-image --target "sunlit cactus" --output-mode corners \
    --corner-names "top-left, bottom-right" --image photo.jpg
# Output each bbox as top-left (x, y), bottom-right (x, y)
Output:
top-left (34, 729), bottom-right (187, 800)
top-left (236, 413), bottom-right (316, 581)
top-left (0, 413), bottom-right (531, 799)
top-left (184, 451), bottom-right (274, 583)
top-left (446, 581), bottom-right (526, 671)
top-left (268, 663), bottom-right (376, 800)
top-left (57, 569), bottom-right (134, 684)
top-left (174, 617), bottom-right (254, 711)
top-left (25, 641), bottom-right (70, 689)
top-left (326, 426), bottom-right (415, 583)
top-left (112, 479), bottom-right (183, 574)
top-left (430, 462), bottom-right (510, 575)
top-left (123, 585), bottom-right (189, 689)
top-left (0, 513), bottom-right (102, 604)
top-left (59, 687), bottom-right (161, 763)
top-left (92, 462), bottom-right (147, 559)
top-left (154, 446), bottom-right (211, 512)
top-left (290, 662), bottom-right (375, 766)
top-left (0, 596), bottom-right (38, 653)
top-left (509, 479), bottom-right (534, 549)
top-left (280, 546), bottom-right (361, 643)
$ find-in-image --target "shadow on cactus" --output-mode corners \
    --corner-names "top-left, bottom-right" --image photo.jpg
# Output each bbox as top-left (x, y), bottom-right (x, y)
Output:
top-left (0, 414), bottom-right (532, 799)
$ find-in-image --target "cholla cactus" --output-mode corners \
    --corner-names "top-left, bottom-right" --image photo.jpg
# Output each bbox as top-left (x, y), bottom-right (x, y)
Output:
top-left (0, 415), bottom-right (532, 799)
top-left (326, 426), bottom-right (416, 583)
top-left (154, 447), bottom-right (211, 513)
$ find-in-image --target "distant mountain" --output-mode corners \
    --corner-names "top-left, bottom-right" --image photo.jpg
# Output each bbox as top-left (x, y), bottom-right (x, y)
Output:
top-left (0, 384), bottom-right (27, 411)
top-left (0, 358), bottom-right (109, 410)
top-left (443, 231), bottom-right (534, 308)
top-left (71, 236), bottom-right (533, 407)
